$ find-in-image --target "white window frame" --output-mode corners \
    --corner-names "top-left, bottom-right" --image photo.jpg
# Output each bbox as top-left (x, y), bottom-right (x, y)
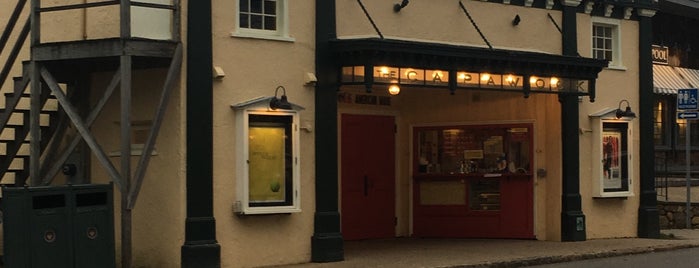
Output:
top-left (589, 110), bottom-right (634, 198)
top-left (591, 17), bottom-right (624, 70)
top-left (234, 108), bottom-right (301, 215)
top-left (231, 0), bottom-right (295, 42)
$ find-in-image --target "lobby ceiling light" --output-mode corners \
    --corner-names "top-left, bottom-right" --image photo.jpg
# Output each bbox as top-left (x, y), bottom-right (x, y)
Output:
top-left (388, 81), bottom-right (401, 95)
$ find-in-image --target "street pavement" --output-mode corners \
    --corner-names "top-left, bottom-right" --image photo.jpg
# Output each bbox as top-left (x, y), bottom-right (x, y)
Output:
top-left (275, 229), bottom-right (699, 267)
top-left (273, 185), bottom-right (699, 268)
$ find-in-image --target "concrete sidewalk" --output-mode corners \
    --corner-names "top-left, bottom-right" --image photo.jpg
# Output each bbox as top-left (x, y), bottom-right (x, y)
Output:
top-left (277, 229), bottom-right (699, 268)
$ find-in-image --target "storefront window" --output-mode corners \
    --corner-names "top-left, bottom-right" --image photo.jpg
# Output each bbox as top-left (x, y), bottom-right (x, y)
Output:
top-left (415, 125), bottom-right (531, 175)
top-left (653, 99), bottom-right (666, 146)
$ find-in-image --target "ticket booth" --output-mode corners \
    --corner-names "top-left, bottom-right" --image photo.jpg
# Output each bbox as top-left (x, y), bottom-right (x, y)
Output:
top-left (412, 123), bottom-right (534, 238)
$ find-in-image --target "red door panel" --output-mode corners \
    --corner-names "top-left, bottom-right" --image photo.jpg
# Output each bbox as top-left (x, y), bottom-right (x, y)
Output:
top-left (341, 114), bottom-right (396, 240)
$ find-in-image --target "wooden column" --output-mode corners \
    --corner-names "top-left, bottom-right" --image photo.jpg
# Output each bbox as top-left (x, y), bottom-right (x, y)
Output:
top-left (560, 0), bottom-right (586, 242)
top-left (119, 54), bottom-right (133, 268)
top-left (637, 7), bottom-right (660, 238)
top-left (182, 0), bottom-right (220, 267)
top-left (311, 0), bottom-right (344, 262)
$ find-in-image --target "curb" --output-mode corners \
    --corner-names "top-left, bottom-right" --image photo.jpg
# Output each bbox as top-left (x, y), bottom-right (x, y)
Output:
top-left (446, 243), bottom-right (699, 268)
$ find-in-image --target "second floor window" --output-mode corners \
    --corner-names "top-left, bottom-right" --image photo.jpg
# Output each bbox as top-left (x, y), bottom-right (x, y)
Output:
top-left (592, 18), bottom-right (623, 69)
top-left (234, 0), bottom-right (293, 41)
top-left (240, 0), bottom-right (277, 31)
top-left (592, 25), bottom-right (613, 61)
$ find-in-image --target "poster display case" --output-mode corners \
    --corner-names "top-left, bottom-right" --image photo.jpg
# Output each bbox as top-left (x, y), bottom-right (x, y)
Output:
top-left (232, 97), bottom-right (303, 215)
top-left (589, 111), bottom-right (633, 198)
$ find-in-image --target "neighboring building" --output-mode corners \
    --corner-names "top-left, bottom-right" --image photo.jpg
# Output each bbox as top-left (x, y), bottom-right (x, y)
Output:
top-left (0, 0), bottom-right (658, 267)
top-left (651, 0), bottom-right (699, 176)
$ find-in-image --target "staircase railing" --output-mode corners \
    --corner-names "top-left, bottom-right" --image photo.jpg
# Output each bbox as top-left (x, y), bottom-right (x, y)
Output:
top-left (0, 18), bottom-right (30, 103)
top-left (0, 0), bottom-right (27, 55)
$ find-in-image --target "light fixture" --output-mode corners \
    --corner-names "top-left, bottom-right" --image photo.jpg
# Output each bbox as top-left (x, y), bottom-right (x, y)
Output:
top-left (388, 81), bottom-right (400, 95)
top-left (550, 77), bottom-right (559, 88)
top-left (512, 14), bottom-right (521, 26)
top-left (270, 86), bottom-right (292, 110)
top-left (394, 0), bottom-right (409, 12)
top-left (615, 99), bottom-right (636, 119)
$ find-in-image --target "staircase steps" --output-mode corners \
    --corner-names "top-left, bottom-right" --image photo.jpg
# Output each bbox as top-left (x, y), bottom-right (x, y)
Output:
top-left (0, 72), bottom-right (60, 186)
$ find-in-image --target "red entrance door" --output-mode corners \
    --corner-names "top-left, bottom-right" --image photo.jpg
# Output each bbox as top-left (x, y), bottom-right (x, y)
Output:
top-left (341, 114), bottom-right (396, 240)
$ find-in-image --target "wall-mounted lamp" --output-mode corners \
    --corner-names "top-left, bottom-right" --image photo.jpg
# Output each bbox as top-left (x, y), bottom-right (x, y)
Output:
top-left (394, 0), bottom-right (409, 12)
top-left (615, 99), bottom-right (636, 119)
top-left (270, 86), bottom-right (292, 110)
top-left (512, 14), bottom-right (521, 26)
top-left (388, 81), bottom-right (400, 95)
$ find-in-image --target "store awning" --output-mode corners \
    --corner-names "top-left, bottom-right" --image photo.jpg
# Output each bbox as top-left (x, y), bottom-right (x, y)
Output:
top-left (653, 64), bottom-right (691, 95)
top-left (674, 67), bottom-right (699, 89)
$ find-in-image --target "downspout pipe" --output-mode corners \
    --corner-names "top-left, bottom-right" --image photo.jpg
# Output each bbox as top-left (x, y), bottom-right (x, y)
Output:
top-left (560, 0), bottom-right (586, 242)
top-left (182, 0), bottom-right (221, 267)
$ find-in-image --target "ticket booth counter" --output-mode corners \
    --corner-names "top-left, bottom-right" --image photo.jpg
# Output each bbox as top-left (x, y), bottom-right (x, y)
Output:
top-left (413, 123), bottom-right (534, 239)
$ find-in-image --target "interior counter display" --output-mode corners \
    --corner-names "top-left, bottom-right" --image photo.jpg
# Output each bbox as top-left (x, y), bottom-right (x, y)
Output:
top-left (412, 123), bottom-right (534, 239)
top-left (415, 124), bottom-right (531, 175)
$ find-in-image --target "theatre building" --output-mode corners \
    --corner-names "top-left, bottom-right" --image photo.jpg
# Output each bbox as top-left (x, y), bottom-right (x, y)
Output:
top-left (311, 0), bottom-right (659, 262)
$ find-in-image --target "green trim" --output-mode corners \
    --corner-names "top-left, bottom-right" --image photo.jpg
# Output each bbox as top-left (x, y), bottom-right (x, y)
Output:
top-left (312, 0), bottom-right (344, 262)
top-left (182, 0), bottom-right (220, 266)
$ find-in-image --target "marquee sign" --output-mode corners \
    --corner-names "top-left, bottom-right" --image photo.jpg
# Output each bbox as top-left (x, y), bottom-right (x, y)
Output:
top-left (341, 66), bottom-right (589, 93)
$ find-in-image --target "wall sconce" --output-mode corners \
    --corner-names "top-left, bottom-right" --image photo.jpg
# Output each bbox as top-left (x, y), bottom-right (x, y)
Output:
top-left (615, 99), bottom-right (636, 119)
top-left (388, 81), bottom-right (400, 95)
top-left (512, 14), bottom-right (521, 26)
top-left (270, 86), bottom-right (292, 110)
top-left (394, 0), bottom-right (409, 12)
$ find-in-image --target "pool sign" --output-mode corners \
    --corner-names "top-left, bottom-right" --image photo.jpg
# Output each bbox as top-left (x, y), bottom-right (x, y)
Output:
top-left (678, 88), bottom-right (698, 110)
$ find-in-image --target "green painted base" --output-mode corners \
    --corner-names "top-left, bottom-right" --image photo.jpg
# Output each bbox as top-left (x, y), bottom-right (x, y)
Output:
top-left (311, 234), bottom-right (344, 262)
top-left (561, 211), bottom-right (586, 241)
top-left (638, 206), bottom-right (660, 238)
top-left (182, 243), bottom-right (221, 268)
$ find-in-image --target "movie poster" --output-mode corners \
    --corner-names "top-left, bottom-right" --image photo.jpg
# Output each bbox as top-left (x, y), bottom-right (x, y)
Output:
top-left (248, 125), bottom-right (286, 203)
top-left (602, 131), bottom-right (622, 190)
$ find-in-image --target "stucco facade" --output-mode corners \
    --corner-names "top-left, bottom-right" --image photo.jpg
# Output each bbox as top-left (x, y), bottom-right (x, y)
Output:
top-left (0, 0), bottom-right (659, 267)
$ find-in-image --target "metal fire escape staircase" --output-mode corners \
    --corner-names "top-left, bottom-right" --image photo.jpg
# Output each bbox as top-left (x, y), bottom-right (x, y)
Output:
top-left (1, 0), bottom-right (182, 266)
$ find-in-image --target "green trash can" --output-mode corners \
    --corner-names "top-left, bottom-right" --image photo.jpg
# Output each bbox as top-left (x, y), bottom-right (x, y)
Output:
top-left (72, 184), bottom-right (115, 268)
top-left (2, 185), bottom-right (72, 267)
top-left (1, 184), bottom-right (115, 268)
